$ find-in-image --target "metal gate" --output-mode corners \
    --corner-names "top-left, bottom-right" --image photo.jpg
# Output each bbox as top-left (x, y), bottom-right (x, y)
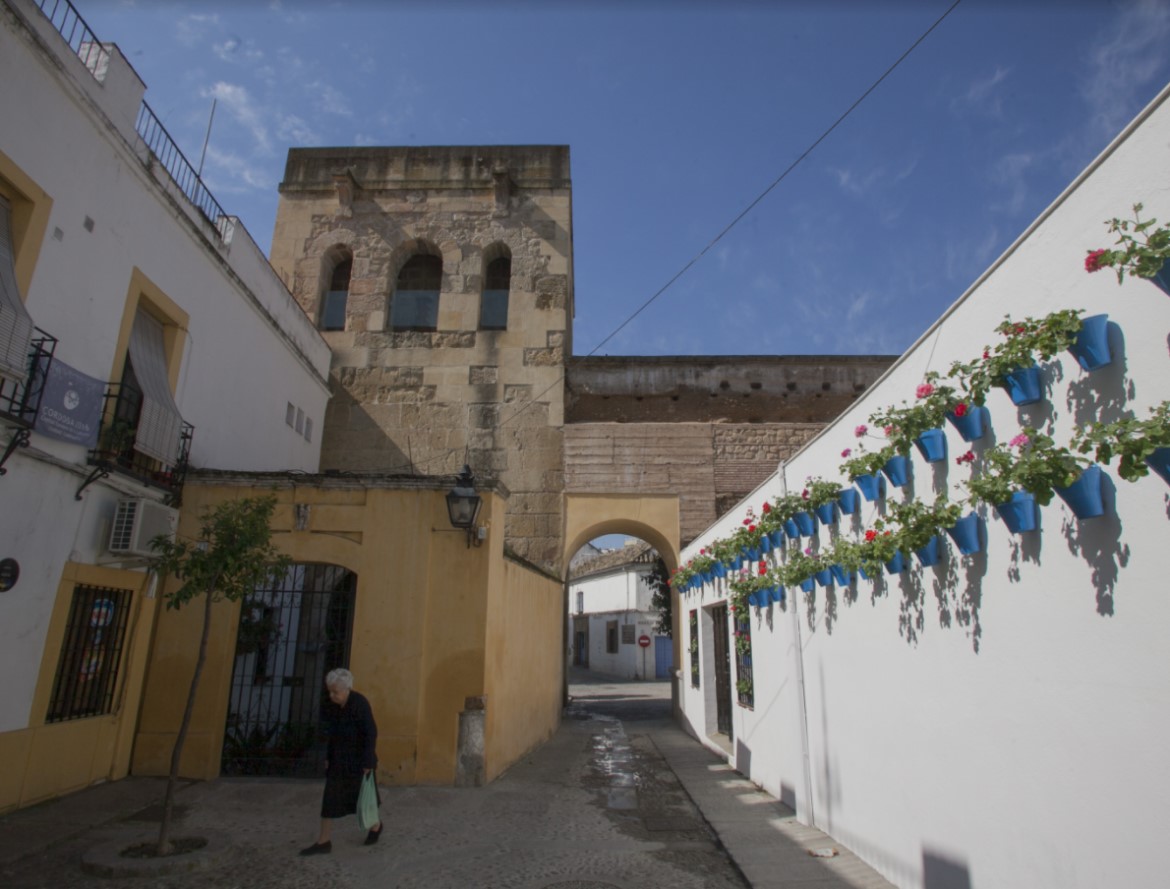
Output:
top-left (221, 563), bottom-right (355, 778)
top-left (712, 604), bottom-right (733, 739)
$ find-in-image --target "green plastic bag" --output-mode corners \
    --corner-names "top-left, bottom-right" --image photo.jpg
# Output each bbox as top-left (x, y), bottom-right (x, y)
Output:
top-left (357, 772), bottom-right (379, 830)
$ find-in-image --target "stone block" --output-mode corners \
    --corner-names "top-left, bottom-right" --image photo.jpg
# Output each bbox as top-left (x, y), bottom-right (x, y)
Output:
top-left (523, 347), bottom-right (563, 367)
top-left (469, 366), bottom-right (498, 385)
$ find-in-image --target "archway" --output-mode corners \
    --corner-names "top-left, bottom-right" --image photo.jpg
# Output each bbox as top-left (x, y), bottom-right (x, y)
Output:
top-left (563, 494), bottom-right (682, 711)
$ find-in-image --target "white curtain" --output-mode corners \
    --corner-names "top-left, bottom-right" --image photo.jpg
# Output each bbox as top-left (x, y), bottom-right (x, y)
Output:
top-left (128, 310), bottom-right (182, 464)
top-left (0, 195), bottom-right (35, 383)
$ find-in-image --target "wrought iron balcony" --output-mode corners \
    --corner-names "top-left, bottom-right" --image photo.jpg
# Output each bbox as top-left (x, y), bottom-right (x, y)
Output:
top-left (81, 383), bottom-right (194, 504)
top-left (0, 330), bottom-right (58, 476)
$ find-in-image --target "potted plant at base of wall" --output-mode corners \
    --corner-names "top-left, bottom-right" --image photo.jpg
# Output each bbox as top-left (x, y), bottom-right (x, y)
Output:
top-left (965, 429), bottom-right (1097, 530)
top-left (1074, 400), bottom-right (1170, 487)
top-left (950, 310), bottom-right (1085, 407)
top-left (1085, 202), bottom-right (1170, 296)
top-left (886, 497), bottom-right (962, 569)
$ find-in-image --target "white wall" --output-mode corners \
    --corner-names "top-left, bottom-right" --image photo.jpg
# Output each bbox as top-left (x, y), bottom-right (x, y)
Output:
top-left (0, 0), bottom-right (330, 732)
top-left (677, 84), bottom-right (1170, 889)
top-left (570, 565), bottom-right (659, 678)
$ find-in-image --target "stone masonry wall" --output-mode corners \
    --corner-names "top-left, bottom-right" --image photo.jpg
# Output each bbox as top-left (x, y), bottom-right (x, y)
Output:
top-left (270, 147), bottom-right (572, 570)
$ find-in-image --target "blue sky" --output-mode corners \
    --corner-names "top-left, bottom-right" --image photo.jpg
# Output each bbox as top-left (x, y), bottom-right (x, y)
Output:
top-left (78, 0), bottom-right (1170, 361)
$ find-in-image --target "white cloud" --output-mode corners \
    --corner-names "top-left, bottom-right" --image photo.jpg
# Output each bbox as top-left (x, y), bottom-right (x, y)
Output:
top-left (989, 152), bottom-right (1033, 216)
top-left (953, 66), bottom-right (1011, 118)
top-left (1082, 0), bottom-right (1170, 137)
top-left (205, 81), bottom-right (270, 154)
top-left (176, 14), bottom-right (219, 48)
top-left (212, 37), bottom-right (240, 61)
top-left (202, 145), bottom-right (271, 192)
top-left (277, 113), bottom-right (319, 146)
top-left (309, 81), bottom-right (353, 118)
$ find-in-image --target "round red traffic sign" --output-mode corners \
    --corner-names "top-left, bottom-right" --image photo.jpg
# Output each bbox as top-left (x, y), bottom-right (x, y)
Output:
top-left (637, 634), bottom-right (651, 648)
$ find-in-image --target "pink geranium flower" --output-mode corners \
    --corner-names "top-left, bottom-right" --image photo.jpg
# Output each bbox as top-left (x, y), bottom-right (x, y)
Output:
top-left (1010, 433), bottom-right (1030, 448)
top-left (1084, 249), bottom-right (1108, 273)
top-left (916, 383), bottom-right (934, 399)
top-left (841, 448), bottom-right (852, 458)
top-left (854, 424), bottom-right (867, 437)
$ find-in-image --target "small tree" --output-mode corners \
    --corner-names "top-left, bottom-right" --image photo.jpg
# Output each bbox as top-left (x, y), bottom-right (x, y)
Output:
top-left (649, 557), bottom-right (672, 637)
top-left (148, 495), bottom-right (290, 855)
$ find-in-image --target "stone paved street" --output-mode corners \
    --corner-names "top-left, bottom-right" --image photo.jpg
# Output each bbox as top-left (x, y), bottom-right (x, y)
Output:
top-left (0, 671), bottom-right (893, 888)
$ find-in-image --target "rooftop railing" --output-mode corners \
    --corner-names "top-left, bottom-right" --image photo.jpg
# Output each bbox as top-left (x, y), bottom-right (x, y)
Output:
top-left (34, 0), bottom-right (231, 243)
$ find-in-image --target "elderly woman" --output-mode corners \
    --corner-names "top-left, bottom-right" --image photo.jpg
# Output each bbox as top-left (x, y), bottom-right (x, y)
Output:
top-left (299, 668), bottom-right (382, 855)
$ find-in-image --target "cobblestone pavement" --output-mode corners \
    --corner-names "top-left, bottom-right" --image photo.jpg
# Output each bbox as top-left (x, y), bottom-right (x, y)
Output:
top-left (0, 674), bottom-right (748, 889)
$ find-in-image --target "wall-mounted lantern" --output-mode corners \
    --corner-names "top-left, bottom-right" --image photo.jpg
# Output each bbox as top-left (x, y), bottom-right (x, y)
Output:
top-left (445, 465), bottom-right (482, 547)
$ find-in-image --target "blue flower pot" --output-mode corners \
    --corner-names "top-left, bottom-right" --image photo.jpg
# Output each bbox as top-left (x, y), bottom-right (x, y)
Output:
top-left (995, 491), bottom-right (1038, 533)
top-left (829, 564), bottom-right (853, 586)
top-left (768, 529), bottom-right (785, 548)
top-left (814, 569), bottom-right (833, 588)
top-left (914, 428), bottom-right (947, 463)
top-left (712, 562), bottom-right (727, 578)
top-left (882, 454), bottom-right (911, 488)
top-left (1068, 314), bottom-right (1112, 371)
top-left (854, 473), bottom-right (884, 502)
top-left (884, 551), bottom-right (906, 574)
top-left (838, 488), bottom-right (860, 515)
top-left (746, 546), bottom-right (761, 561)
top-left (914, 535), bottom-right (942, 568)
top-left (799, 577), bottom-right (816, 593)
top-left (1054, 464), bottom-right (1106, 519)
top-left (946, 405), bottom-right (987, 442)
top-left (1146, 447), bottom-right (1170, 486)
top-left (747, 592), bottom-right (760, 608)
top-left (1151, 259), bottom-right (1170, 296)
top-left (700, 571), bottom-right (714, 586)
top-left (946, 512), bottom-right (983, 555)
top-left (1004, 366), bottom-right (1043, 406)
top-left (770, 586), bottom-right (786, 606)
top-left (783, 519), bottom-right (800, 540)
top-left (730, 555), bottom-right (744, 571)
top-left (858, 566), bottom-right (872, 581)
top-left (760, 534), bottom-right (773, 554)
top-left (793, 511), bottom-right (817, 536)
top-left (814, 502), bottom-right (836, 525)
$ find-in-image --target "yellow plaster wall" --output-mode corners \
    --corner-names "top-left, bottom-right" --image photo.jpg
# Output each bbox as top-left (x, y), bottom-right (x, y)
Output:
top-left (483, 545), bottom-right (564, 782)
top-left (131, 481), bottom-right (501, 786)
top-left (0, 563), bottom-right (158, 814)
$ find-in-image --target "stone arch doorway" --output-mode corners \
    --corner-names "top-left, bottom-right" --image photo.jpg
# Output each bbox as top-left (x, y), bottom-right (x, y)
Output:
top-left (221, 562), bottom-right (357, 778)
top-left (563, 494), bottom-right (681, 707)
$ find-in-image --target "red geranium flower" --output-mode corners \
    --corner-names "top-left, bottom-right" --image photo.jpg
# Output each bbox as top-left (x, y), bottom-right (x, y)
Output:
top-left (865, 529), bottom-right (877, 541)
top-left (748, 524), bottom-right (756, 533)
top-left (761, 502), bottom-right (771, 514)
top-left (953, 402), bottom-right (968, 417)
top-left (1084, 248), bottom-right (1108, 273)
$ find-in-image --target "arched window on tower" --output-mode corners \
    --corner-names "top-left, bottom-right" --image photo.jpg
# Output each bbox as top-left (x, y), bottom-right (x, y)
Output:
top-left (390, 252), bottom-right (441, 331)
top-left (480, 253), bottom-right (510, 331)
top-left (320, 253), bottom-right (352, 331)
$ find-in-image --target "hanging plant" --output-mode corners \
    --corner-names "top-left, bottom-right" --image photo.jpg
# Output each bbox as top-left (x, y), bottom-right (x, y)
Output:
top-left (1084, 203), bottom-right (1170, 284)
top-left (885, 497), bottom-right (962, 552)
top-left (949, 310), bottom-right (1085, 405)
top-left (1073, 400), bottom-right (1170, 481)
top-left (964, 429), bottom-right (1089, 507)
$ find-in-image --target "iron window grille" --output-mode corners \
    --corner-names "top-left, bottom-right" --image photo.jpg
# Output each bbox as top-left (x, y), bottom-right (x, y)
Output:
top-left (606, 619), bottom-right (619, 654)
top-left (0, 329), bottom-right (56, 428)
top-left (46, 584), bottom-right (133, 722)
top-left (734, 618), bottom-right (754, 708)
top-left (689, 610), bottom-right (700, 688)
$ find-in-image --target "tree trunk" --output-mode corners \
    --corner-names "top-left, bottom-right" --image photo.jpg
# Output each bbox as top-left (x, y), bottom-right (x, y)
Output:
top-left (157, 583), bottom-right (216, 855)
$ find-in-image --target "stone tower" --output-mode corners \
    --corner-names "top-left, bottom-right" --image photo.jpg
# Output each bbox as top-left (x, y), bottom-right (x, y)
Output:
top-left (270, 146), bottom-right (573, 571)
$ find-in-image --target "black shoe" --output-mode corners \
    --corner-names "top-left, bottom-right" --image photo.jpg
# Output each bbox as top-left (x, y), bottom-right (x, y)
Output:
top-left (364, 824), bottom-right (383, 846)
top-left (299, 841), bottom-right (332, 856)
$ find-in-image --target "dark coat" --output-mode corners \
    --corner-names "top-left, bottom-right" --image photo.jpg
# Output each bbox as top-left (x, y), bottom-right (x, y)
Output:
top-left (320, 690), bottom-right (378, 818)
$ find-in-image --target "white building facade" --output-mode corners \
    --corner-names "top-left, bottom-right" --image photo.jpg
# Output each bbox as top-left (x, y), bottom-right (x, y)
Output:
top-left (0, 0), bottom-right (330, 811)
top-left (676, 82), bottom-right (1170, 889)
top-left (569, 544), bottom-right (669, 680)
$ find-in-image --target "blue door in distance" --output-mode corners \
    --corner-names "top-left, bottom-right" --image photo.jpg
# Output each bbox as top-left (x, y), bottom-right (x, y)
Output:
top-left (654, 636), bottom-right (672, 679)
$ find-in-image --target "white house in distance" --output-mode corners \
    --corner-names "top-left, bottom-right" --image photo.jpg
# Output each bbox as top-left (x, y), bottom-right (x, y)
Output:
top-left (569, 541), bottom-right (670, 680)
top-left (676, 83), bottom-right (1170, 889)
top-left (0, 0), bottom-right (329, 811)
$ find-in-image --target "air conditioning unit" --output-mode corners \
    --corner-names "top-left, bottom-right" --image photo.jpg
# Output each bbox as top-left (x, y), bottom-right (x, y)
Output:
top-left (109, 498), bottom-right (179, 557)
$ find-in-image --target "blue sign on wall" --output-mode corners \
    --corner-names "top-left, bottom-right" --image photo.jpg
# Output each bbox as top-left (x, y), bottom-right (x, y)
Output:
top-left (34, 359), bottom-right (104, 447)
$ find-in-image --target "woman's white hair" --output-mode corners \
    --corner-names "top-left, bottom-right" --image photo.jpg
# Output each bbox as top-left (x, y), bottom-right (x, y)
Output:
top-left (325, 668), bottom-right (353, 690)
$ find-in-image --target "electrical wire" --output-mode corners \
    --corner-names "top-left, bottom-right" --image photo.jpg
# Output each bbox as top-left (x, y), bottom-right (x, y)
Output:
top-left (379, 0), bottom-right (963, 477)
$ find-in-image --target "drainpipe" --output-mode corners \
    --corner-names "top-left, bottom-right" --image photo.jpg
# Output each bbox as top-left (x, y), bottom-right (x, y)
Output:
top-left (782, 463), bottom-right (816, 826)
